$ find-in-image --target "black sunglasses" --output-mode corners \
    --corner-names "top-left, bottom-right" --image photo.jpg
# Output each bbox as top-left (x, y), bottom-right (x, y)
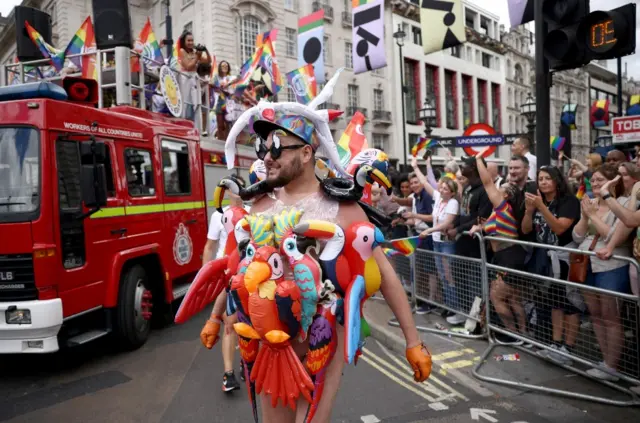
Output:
top-left (254, 129), bottom-right (307, 160)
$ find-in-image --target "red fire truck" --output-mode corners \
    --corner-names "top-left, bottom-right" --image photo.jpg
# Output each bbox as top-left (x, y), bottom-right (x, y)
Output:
top-left (0, 75), bottom-right (255, 354)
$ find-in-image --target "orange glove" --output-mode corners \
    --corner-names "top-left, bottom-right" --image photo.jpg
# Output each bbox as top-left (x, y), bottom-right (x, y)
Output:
top-left (406, 342), bottom-right (432, 382)
top-left (200, 315), bottom-right (222, 349)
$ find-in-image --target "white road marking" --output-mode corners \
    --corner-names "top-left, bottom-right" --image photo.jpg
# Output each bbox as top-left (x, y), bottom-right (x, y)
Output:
top-left (470, 408), bottom-right (498, 422)
top-left (361, 415), bottom-right (381, 423)
top-left (429, 402), bottom-right (449, 411)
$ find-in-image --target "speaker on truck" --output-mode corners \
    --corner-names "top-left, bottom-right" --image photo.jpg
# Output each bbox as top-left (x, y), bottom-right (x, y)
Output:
top-left (92, 0), bottom-right (133, 49)
top-left (15, 6), bottom-right (53, 62)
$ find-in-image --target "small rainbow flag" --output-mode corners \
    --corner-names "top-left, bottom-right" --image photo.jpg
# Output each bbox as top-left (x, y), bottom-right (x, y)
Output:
top-left (256, 29), bottom-right (278, 49)
top-left (132, 17), bottom-right (163, 72)
top-left (550, 136), bottom-right (566, 151)
top-left (576, 177), bottom-right (591, 200)
top-left (24, 21), bottom-right (66, 71)
top-left (64, 16), bottom-right (92, 71)
top-left (337, 111), bottom-right (369, 169)
top-left (383, 248), bottom-right (401, 258)
top-left (381, 237), bottom-right (420, 257)
top-left (411, 137), bottom-right (437, 157)
top-left (286, 64), bottom-right (317, 104)
top-left (257, 37), bottom-right (284, 94)
top-left (352, 0), bottom-right (372, 6)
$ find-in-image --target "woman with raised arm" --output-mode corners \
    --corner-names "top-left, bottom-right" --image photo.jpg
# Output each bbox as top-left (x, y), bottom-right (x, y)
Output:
top-left (572, 165), bottom-right (631, 381)
top-left (468, 152), bottom-right (528, 345)
top-left (411, 156), bottom-right (462, 323)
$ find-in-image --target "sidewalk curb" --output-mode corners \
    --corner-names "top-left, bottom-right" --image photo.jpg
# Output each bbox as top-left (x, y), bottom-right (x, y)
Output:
top-left (366, 313), bottom-right (406, 354)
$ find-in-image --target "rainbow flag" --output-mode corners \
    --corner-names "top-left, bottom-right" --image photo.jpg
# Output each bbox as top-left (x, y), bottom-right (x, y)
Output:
top-left (257, 37), bottom-right (284, 94)
top-left (24, 21), bottom-right (65, 71)
top-left (81, 19), bottom-right (97, 80)
top-left (411, 137), bottom-right (437, 157)
top-left (628, 94), bottom-right (640, 116)
top-left (133, 18), bottom-right (163, 72)
top-left (169, 37), bottom-right (182, 69)
top-left (550, 136), bottom-right (566, 151)
top-left (286, 64), bottom-right (317, 104)
top-left (381, 237), bottom-right (420, 257)
top-left (576, 177), bottom-right (591, 200)
top-left (64, 17), bottom-right (93, 71)
top-left (352, 0), bottom-right (372, 6)
top-left (337, 111), bottom-right (369, 169)
top-left (256, 29), bottom-right (278, 49)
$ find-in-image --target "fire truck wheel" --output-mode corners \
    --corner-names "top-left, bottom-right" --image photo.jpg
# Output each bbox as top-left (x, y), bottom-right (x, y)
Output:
top-left (115, 264), bottom-right (152, 349)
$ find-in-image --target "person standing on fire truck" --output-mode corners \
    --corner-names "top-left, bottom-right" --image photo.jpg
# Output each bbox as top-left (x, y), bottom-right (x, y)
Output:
top-left (201, 176), bottom-right (249, 392)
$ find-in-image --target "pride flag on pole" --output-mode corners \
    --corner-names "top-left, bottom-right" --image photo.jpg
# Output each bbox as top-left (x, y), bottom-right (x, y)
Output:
top-left (286, 64), bottom-right (317, 104)
top-left (133, 17), bottom-right (164, 72)
top-left (337, 111), bottom-right (369, 169)
top-left (550, 136), bottom-right (566, 151)
top-left (64, 17), bottom-right (93, 71)
top-left (256, 29), bottom-right (278, 49)
top-left (381, 237), bottom-right (420, 257)
top-left (24, 21), bottom-right (66, 71)
top-left (257, 37), bottom-right (284, 94)
top-left (411, 137), bottom-right (437, 156)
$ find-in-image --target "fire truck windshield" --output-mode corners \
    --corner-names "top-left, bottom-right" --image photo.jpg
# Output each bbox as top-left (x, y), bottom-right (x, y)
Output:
top-left (0, 127), bottom-right (40, 222)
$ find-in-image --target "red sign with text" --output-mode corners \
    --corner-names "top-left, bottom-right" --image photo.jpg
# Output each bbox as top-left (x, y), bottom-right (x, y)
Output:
top-left (612, 116), bottom-right (640, 144)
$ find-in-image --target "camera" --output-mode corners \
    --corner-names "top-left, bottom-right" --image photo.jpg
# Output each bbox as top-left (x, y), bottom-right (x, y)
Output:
top-left (195, 44), bottom-right (206, 52)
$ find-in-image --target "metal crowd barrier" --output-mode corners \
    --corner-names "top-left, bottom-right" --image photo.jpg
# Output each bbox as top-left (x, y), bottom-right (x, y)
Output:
top-left (471, 235), bottom-right (640, 406)
top-left (386, 234), bottom-right (640, 406)
top-left (388, 232), bottom-right (489, 340)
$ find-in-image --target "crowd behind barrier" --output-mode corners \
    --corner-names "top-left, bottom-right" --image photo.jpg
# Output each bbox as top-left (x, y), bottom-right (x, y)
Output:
top-left (388, 233), bottom-right (640, 406)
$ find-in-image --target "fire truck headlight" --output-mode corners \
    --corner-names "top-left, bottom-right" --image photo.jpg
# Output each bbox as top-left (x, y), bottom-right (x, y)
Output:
top-left (5, 309), bottom-right (32, 325)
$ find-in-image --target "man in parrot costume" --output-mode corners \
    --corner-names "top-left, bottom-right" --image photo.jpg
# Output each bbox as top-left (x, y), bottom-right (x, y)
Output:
top-left (175, 68), bottom-right (432, 423)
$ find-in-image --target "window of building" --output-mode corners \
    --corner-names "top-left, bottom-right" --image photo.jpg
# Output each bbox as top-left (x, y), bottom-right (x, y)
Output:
top-left (509, 116), bottom-right (514, 133)
top-left (462, 74), bottom-right (472, 128)
top-left (412, 26), bottom-right (422, 45)
top-left (162, 140), bottom-right (191, 195)
top-left (285, 0), bottom-right (297, 12)
top-left (240, 15), bottom-right (262, 63)
top-left (284, 28), bottom-right (297, 57)
top-left (451, 45), bottom-right (461, 58)
top-left (372, 134), bottom-right (389, 151)
top-left (465, 10), bottom-right (476, 29)
top-left (491, 83), bottom-right (501, 132)
top-left (324, 35), bottom-right (331, 64)
top-left (182, 0), bottom-right (194, 6)
top-left (287, 85), bottom-right (296, 102)
top-left (345, 41), bottom-right (353, 68)
top-left (374, 89), bottom-right (384, 111)
top-left (404, 60), bottom-right (418, 123)
top-left (481, 53), bottom-right (491, 69)
top-left (183, 21), bottom-right (193, 33)
top-left (348, 84), bottom-right (359, 109)
top-left (445, 71), bottom-right (456, 130)
top-left (425, 64), bottom-right (438, 125)
top-left (477, 79), bottom-right (487, 124)
top-left (124, 149), bottom-right (155, 197)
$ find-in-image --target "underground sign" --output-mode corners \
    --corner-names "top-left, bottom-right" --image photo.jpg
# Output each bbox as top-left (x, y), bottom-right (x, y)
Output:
top-left (458, 123), bottom-right (503, 158)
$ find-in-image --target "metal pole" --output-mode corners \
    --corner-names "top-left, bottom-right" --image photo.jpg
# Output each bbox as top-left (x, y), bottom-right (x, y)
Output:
top-left (398, 43), bottom-right (408, 170)
top-left (617, 57), bottom-right (623, 116)
top-left (534, 0), bottom-right (550, 167)
top-left (164, 0), bottom-right (173, 60)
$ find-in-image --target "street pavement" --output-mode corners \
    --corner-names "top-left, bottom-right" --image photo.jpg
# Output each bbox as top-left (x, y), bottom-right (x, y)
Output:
top-left (1, 301), bottom-right (640, 423)
top-left (0, 307), bottom-right (474, 423)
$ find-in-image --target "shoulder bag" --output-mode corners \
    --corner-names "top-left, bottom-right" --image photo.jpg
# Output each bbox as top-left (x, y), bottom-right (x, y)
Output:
top-left (568, 234), bottom-right (599, 283)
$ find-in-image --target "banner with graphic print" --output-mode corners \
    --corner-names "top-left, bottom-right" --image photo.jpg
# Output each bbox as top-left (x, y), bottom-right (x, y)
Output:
top-left (352, 0), bottom-right (387, 74)
top-left (298, 10), bottom-right (325, 84)
top-left (420, 0), bottom-right (466, 55)
top-left (507, 0), bottom-right (534, 27)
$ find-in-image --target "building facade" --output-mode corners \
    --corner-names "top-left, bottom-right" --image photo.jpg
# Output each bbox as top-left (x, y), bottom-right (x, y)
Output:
top-left (390, 0), bottom-right (509, 166)
top-left (0, 0), bottom-right (396, 152)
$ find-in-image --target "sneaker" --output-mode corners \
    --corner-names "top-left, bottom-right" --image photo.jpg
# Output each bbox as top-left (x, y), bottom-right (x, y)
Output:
top-left (222, 371), bottom-right (241, 392)
top-left (547, 345), bottom-right (573, 366)
top-left (239, 361), bottom-right (246, 382)
top-left (586, 363), bottom-right (620, 382)
top-left (416, 304), bottom-right (433, 315)
top-left (446, 313), bottom-right (466, 325)
top-left (494, 332), bottom-right (524, 346)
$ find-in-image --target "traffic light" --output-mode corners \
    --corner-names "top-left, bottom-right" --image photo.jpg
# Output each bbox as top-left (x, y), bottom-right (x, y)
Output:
top-left (542, 0), bottom-right (590, 71)
top-left (543, 1), bottom-right (637, 71)
top-left (577, 3), bottom-right (637, 61)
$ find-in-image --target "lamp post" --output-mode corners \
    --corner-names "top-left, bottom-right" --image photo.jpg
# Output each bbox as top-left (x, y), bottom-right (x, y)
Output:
top-left (393, 24), bottom-right (407, 170)
top-left (163, 0), bottom-right (173, 59)
top-left (418, 97), bottom-right (437, 138)
top-left (520, 92), bottom-right (537, 153)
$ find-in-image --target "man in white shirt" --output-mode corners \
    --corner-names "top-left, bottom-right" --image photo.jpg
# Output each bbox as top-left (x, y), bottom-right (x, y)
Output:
top-left (511, 137), bottom-right (537, 181)
top-left (201, 180), bottom-right (250, 393)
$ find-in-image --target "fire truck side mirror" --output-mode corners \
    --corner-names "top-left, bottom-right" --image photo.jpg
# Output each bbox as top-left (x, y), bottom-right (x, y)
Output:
top-left (81, 164), bottom-right (108, 209)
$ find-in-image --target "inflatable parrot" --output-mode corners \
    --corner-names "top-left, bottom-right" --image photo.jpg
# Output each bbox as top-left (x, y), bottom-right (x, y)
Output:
top-left (293, 220), bottom-right (384, 365)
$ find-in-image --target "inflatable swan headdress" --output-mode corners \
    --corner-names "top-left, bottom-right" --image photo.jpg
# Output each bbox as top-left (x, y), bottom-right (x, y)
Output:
top-left (224, 68), bottom-right (349, 177)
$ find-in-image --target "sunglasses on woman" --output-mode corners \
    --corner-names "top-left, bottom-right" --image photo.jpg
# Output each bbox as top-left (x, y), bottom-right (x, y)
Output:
top-left (254, 129), bottom-right (307, 160)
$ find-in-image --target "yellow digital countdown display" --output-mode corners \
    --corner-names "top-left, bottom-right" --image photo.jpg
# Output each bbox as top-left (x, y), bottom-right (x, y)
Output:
top-left (588, 18), bottom-right (618, 52)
